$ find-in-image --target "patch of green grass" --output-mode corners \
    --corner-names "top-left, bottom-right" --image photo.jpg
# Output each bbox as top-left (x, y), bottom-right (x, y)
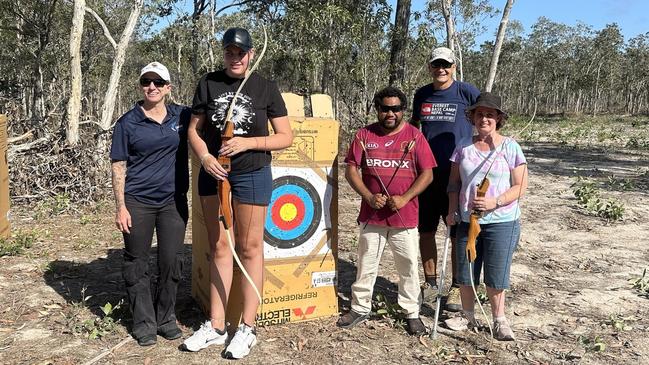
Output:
top-left (605, 314), bottom-right (634, 332)
top-left (0, 230), bottom-right (39, 257)
top-left (39, 192), bottom-right (72, 216)
top-left (607, 175), bottom-right (635, 191)
top-left (571, 178), bottom-right (624, 221)
top-left (373, 292), bottom-right (406, 329)
top-left (67, 287), bottom-right (125, 339)
top-left (578, 335), bottom-right (606, 353)
top-left (629, 268), bottom-right (649, 298)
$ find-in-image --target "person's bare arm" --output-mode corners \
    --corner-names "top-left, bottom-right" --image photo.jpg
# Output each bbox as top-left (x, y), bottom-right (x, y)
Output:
top-left (188, 113), bottom-right (228, 180)
top-left (111, 160), bottom-right (131, 233)
top-left (345, 163), bottom-right (386, 209)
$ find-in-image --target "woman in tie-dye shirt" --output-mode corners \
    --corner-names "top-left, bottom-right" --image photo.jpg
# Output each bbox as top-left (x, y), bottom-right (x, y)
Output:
top-left (444, 92), bottom-right (528, 341)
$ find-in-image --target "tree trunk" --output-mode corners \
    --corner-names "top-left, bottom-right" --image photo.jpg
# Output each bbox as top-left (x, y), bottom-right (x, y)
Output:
top-left (454, 33), bottom-right (464, 81)
top-left (66, 0), bottom-right (86, 146)
top-left (441, 0), bottom-right (455, 51)
top-left (388, 0), bottom-right (411, 87)
top-left (485, 0), bottom-right (514, 92)
top-left (208, 0), bottom-right (216, 68)
top-left (98, 0), bottom-right (144, 131)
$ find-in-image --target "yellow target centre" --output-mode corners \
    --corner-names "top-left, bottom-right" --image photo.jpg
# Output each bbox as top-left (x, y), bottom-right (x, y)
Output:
top-left (279, 203), bottom-right (298, 222)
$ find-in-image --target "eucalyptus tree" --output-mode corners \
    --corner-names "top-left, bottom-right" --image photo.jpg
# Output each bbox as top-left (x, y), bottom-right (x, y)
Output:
top-left (388, 0), bottom-right (411, 87)
top-left (0, 0), bottom-right (66, 134)
top-left (426, 0), bottom-right (497, 81)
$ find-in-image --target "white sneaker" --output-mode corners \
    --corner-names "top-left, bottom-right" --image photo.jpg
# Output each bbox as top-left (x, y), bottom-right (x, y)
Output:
top-left (183, 320), bottom-right (228, 352)
top-left (223, 323), bottom-right (257, 359)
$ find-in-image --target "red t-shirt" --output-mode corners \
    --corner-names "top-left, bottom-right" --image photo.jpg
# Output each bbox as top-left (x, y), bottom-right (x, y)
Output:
top-left (345, 122), bottom-right (436, 228)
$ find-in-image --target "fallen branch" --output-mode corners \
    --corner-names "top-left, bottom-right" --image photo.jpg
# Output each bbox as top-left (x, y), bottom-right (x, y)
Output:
top-left (7, 130), bottom-right (34, 144)
top-left (8, 136), bottom-right (49, 156)
top-left (81, 336), bottom-right (132, 365)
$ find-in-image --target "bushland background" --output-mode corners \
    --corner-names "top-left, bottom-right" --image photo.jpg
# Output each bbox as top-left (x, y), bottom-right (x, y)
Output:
top-left (1, 0), bottom-right (649, 364)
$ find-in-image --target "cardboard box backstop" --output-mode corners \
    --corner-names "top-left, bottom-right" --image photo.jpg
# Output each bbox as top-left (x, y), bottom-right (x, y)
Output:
top-left (0, 115), bottom-right (9, 239)
top-left (191, 94), bottom-right (339, 326)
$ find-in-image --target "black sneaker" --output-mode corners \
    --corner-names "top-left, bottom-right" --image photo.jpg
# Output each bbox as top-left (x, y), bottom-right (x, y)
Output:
top-left (336, 310), bottom-right (369, 329)
top-left (158, 326), bottom-right (182, 340)
top-left (136, 334), bottom-right (157, 346)
top-left (406, 318), bottom-right (427, 336)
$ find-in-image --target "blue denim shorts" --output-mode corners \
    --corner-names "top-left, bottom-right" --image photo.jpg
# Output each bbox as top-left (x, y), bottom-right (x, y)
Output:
top-left (198, 165), bottom-right (272, 205)
top-left (454, 220), bottom-right (520, 289)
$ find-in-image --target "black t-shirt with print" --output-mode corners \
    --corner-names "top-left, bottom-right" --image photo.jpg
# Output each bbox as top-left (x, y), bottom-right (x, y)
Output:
top-left (192, 70), bottom-right (288, 174)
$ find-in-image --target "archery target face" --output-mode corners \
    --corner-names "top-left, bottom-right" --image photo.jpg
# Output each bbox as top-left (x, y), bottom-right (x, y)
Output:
top-left (264, 167), bottom-right (332, 259)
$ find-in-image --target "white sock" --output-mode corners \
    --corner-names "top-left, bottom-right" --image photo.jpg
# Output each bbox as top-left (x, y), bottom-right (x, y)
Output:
top-left (494, 315), bottom-right (507, 324)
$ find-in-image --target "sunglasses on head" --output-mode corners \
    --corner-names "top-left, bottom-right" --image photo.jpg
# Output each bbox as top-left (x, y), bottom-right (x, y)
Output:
top-left (430, 61), bottom-right (453, 69)
top-left (139, 78), bottom-right (168, 87)
top-left (378, 104), bottom-right (403, 113)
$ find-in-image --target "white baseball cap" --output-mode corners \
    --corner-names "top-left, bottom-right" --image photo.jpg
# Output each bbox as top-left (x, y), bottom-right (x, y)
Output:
top-left (139, 62), bottom-right (170, 82)
top-left (429, 47), bottom-right (455, 64)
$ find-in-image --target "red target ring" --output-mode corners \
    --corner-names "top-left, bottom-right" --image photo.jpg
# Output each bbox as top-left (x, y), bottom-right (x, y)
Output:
top-left (271, 194), bottom-right (305, 231)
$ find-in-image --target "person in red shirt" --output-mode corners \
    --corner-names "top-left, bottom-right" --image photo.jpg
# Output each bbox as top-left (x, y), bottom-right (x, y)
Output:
top-left (337, 86), bottom-right (436, 336)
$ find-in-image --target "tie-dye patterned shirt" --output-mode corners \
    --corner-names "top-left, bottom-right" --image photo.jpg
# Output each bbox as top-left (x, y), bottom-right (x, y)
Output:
top-left (450, 137), bottom-right (527, 224)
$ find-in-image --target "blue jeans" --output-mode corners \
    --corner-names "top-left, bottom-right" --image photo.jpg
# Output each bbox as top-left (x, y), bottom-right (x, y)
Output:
top-left (455, 220), bottom-right (520, 289)
top-left (198, 165), bottom-right (272, 205)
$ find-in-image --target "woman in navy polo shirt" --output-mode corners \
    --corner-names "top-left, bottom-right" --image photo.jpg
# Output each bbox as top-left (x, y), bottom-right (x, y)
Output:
top-left (109, 62), bottom-right (190, 346)
top-left (183, 27), bottom-right (293, 359)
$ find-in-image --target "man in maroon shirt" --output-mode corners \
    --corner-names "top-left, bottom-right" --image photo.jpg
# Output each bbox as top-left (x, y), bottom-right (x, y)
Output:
top-left (336, 86), bottom-right (436, 336)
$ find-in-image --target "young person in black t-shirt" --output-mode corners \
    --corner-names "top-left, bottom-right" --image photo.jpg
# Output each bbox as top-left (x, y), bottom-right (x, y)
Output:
top-left (183, 27), bottom-right (293, 359)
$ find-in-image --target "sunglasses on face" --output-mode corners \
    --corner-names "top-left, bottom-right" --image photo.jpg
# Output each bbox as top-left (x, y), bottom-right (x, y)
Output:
top-left (430, 61), bottom-right (453, 69)
top-left (378, 104), bottom-right (403, 113)
top-left (139, 78), bottom-right (168, 87)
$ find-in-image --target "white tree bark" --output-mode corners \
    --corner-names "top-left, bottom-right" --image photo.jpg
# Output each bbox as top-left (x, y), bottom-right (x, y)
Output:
top-left (65, 0), bottom-right (86, 146)
top-left (441, 0), bottom-right (458, 81)
top-left (98, 0), bottom-right (144, 131)
top-left (485, 0), bottom-right (515, 92)
top-left (441, 0), bottom-right (455, 51)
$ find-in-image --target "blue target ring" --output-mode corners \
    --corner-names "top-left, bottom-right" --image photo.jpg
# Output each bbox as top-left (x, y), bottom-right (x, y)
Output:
top-left (264, 176), bottom-right (322, 249)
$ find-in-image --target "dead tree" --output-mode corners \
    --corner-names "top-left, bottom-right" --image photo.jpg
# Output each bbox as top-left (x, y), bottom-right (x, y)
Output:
top-left (485, 0), bottom-right (515, 92)
top-left (65, 0), bottom-right (85, 146)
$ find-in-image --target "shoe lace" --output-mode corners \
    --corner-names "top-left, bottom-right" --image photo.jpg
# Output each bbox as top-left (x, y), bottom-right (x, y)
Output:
top-left (195, 321), bottom-right (214, 336)
top-left (230, 324), bottom-right (251, 346)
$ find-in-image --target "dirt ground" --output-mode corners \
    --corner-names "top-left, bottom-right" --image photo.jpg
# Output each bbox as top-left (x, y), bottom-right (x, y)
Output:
top-left (1, 116), bottom-right (649, 364)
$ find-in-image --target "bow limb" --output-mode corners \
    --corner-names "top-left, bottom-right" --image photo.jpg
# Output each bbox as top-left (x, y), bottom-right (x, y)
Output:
top-left (384, 137), bottom-right (416, 190)
top-left (466, 177), bottom-right (490, 262)
top-left (218, 178), bottom-right (262, 305)
top-left (355, 136), bottom-right (407, 227)
top-left (218, 120), bottom-right (262, 306)
top-left (225, 25), bottom-right (268, 122)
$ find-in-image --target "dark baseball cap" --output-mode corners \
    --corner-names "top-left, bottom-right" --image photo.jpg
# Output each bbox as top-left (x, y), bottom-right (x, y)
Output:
top-left (222, 27), bottom-right (253, 52)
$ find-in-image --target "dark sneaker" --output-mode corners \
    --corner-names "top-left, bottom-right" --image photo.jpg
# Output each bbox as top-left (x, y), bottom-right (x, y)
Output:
top-left (421, 281), bottom-right (438, 304)
top-left (158, 326), bottom-right (182, 340)
top-left (406, 317), bottom-right (427, 336)
top-left (336, 311), bottom-right (369, 329)
top-left (136, 334), bottom-right (157, 346)
top-left (445, 287), bottom-right (462, 312)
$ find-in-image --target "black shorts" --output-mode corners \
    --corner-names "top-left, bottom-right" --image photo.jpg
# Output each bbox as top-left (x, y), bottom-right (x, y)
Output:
top-left (418, 167), bottom-right (456, 235)
top-left (198, 165), bottom-right (272, 205)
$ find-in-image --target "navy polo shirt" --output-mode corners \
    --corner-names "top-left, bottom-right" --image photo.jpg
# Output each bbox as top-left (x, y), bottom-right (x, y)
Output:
top-left (110, 102), bottom-right (190, 206)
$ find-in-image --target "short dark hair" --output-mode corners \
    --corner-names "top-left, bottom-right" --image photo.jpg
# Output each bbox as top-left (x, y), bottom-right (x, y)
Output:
top-left (373, 86), bottom-right (407, 111)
